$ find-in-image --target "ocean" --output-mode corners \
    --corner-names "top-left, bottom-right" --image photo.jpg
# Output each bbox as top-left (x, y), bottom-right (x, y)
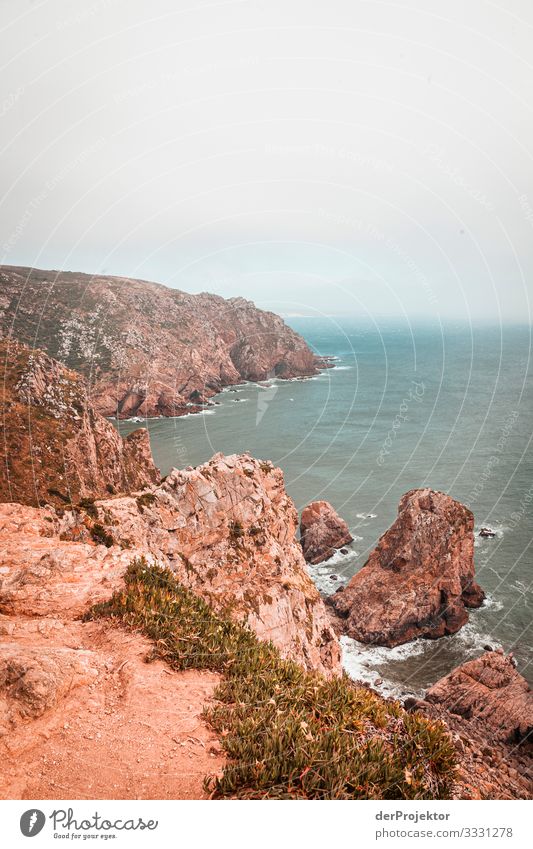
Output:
top-left (116, 319), bottom-right (533, 697)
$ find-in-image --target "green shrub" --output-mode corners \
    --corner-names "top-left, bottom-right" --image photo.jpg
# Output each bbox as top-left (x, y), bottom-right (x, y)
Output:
top-left (85, 559), bottom-right (457, 800)
top-left (90, 523), bottom-right (114, 547)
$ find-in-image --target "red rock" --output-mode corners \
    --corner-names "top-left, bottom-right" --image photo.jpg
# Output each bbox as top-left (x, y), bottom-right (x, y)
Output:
top-left (0, 266), bottom-right (325, 418)
top-left (86, 454), bottom-right (342, 677)
top-left (300, 501), bottom-right (353, 564)
top-left (0, 340), bottom-right (159, 508)
top-left (329, 488), bottom-right (485, 646)
top-left (0, 455), bottom-right (342, 678)
top-left (426, 651), bottom-right (533, 747)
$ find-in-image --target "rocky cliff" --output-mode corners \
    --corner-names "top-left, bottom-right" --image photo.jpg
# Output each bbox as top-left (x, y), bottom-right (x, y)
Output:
top-left (0, 340), bottom-right (160, 508)
top-left (329, 488), bottom-right (485, 646)
top-left (0, 266), bottom-right (325, 418)
top-left (406, 651), bottom-right (532, 799)
top-left (0, 503), bottom-right (224, 799)
top-left (426, 650), bottom-right (533, 747)
top-left (58, 454), bottom-right (342, 677)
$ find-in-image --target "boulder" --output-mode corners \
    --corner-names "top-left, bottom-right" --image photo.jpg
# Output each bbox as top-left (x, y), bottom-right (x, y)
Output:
top-left (426, 651), bottom-right (533, 747)
top-left (300, 501), bottom-right (353, 564)
top-left (328, 488), bottom-right (485, 646)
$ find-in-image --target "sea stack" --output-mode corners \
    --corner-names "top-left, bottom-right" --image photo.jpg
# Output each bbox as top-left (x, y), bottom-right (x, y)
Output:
top-left (328, 488), bottom-right (485, 647)
top-left (300, 501), bottom-right (354, 564)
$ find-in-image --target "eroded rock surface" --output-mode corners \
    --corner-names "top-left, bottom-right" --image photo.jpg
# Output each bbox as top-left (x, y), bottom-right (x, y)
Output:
top-left (0, 340), bottom-right (159, 508)
top-left (426, 651), bottom-right (533, 746)
top-left (0, 266), bottom-right (327, 418)
top-left (405, 651), bottom-right (533, 799)
top-left (329, 489), bottom-right (485, 647)
top-left (300, 501), bottom-right (353, 564)
top-left (80, 454), bottom-right (342, 677)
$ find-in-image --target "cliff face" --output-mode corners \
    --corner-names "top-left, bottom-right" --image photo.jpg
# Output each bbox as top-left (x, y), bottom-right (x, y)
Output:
top-left (0, 452), bottom-right (340, 677)
top-left (0, 340), bottom-right (160, 508)
top-left (0, 266), bottom-right (324, 418)
top-left (426, 651), bottom-right (533, 747)
top-left (57, 453), bottom-right (342, 677)
top-left (0, 451), bottom-right (341, 795)
top-left (329, 489), bottom-right (485, 647)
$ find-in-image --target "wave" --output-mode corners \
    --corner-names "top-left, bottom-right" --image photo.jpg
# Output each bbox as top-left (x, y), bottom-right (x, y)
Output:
top-left (481, 593), bottom-right (505, 611)
top-left (340, 636), bottom-right (427, 700)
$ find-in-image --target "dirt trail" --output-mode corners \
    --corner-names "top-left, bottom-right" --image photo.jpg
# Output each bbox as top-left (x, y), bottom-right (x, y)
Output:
top-left (1, 620), bottom-right (224, 800)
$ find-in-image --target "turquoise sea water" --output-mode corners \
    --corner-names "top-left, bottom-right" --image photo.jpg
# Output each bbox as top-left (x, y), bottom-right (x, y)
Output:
top-left (117, 320), bottom-right (533, 696)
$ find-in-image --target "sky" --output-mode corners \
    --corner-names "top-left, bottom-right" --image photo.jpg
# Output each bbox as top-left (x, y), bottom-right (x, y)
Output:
top-left (1, 0), bottom-right (533, 322)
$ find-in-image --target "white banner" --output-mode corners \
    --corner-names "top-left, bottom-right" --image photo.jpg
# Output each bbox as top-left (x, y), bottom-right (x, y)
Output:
top-left (1, 800), bottom-right (531, 848)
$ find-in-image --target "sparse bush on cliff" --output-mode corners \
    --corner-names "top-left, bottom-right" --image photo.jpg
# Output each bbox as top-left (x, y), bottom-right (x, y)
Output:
top-left (136, 491), bottom-right (157, 512)
top-left (86, 559), bottom-right (457, 800)
top-left (90, 523), bottom-right (114, 548)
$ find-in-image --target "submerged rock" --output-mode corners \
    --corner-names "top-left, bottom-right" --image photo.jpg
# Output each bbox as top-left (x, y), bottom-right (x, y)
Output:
top-left (328, 488), bottom-right (485, 647)
top-left (300, 501), bottom-right (353, 564)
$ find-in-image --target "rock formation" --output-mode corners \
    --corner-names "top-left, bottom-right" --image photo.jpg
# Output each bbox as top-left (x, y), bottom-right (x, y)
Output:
top-left (0, 454), bottom-right (341, 677)
top-left (0, 340), bottom-right (160, 508)
top-left (0, 503), bottom-right (224, 799)
top-left (300, 501), bottom-right (353, 564)
top-left (426, 650), bottom-right (533, 746)
top-left (0, 266), bottom-right (328, 418)
top-left (405, 651), bottom-right (532, 799)
top-left (63, 454), bottom-right (342, 677)
top-left (329, 488), bottom-right (485, 646)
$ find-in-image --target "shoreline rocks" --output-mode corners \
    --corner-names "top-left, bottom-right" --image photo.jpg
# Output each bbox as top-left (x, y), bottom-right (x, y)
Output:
top-left (405, 651), bottom-right (533, 799)
top-left (426, 650), bottom-right (533, 747)
top-left (328, 488), bottom-right (485, 647)
top-left (300, 501), bottom-right (353, 564)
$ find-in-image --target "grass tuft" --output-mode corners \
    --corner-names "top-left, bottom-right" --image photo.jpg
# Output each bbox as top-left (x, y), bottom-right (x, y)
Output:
top-left (85, 558), bottom-right (457, 800)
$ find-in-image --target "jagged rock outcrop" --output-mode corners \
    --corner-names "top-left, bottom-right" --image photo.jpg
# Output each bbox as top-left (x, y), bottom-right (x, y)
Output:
top-left (56, 454), bottom-right (342, 677)
top-left (0, 340), bottom-right (160, 508)
top-left (300, 501), bottom-right (353, 564)
top-left (426, 651), bottom-right (533, 746)
top-left (0, 266), bottom-right (327, 418)
top-left (329, 488), bottom-right (485, 647)
top-left (0, 454), bottom-right (341, 677)
top-left (404, 651), bottom-right (533, 799)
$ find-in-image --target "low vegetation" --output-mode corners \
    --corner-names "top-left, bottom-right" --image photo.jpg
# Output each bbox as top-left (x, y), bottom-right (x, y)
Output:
top-left (86, 558), bottom-right (457, 800)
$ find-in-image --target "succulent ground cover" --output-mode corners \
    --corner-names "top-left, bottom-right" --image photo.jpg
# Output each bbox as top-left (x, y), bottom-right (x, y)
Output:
top-left (87, 558), bottom-right (457, 800)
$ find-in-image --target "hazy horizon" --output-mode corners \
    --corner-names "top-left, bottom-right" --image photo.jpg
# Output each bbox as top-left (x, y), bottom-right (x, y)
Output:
top-left (1, 0), bottom-right (533, 323)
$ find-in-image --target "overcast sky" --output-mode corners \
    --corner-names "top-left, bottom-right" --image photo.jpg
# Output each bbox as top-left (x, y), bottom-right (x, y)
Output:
top-left (1, 0), bottom-right (532, 322)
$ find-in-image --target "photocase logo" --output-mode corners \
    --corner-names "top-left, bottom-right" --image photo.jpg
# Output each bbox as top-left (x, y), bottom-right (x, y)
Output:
top-left (20, 810), bottom-right (46, 837)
